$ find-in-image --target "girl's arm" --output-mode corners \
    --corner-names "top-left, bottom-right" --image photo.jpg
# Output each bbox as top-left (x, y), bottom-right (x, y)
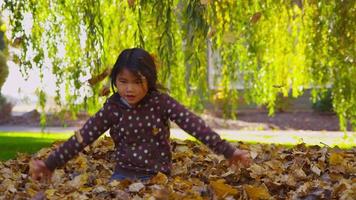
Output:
top-left (43, 100), bottom-right (120, 172)
top-left (162, 94), bottom-right (237, 159)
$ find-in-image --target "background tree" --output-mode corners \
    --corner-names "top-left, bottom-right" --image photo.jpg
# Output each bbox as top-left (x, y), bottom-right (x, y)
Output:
top-left (1, 0), bottom-right (355, 130)
top-left (0, 16), bottom-right (8, 92)
top-left (0, 15), bottom-right (11, 118)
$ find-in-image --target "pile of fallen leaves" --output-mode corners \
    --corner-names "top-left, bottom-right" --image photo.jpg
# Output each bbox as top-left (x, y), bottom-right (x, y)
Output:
top-left (0, 137), bottom-right (355, 200)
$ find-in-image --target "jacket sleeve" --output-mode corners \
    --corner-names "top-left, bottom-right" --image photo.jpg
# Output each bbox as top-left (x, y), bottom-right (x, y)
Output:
top-left (44, 100), bottom-right (120, 171)
top-left (162, 94), bottom-right (236, 159)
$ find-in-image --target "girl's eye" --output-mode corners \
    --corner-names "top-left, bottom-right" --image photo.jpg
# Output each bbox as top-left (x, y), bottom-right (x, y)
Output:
top-left (135, 80), bottom-right (143, 84)
top-left (119, 80), bottom-right (127, 84)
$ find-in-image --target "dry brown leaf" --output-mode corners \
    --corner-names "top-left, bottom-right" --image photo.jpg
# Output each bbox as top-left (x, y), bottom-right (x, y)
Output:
top-left (329, 152), bottom-right (344, 165)
top-left (311, 164), bottom-right (322, 176)
top-left (150, 172), bottom-right (168, 185)
top-left (244, 184), bottom-right (271, 200)
top-left (210, 179), bottom-right (238, 198)
top-left (87, 68), bottom-right (111, 86)
top-left (99, 86), bottom-right (111, 96)
top-left (249, 163), bottom-right (266, 179)
top-left (44, 189), bottom-right (56, 198)
top-left (1, 138), bottom-right (355, 199)
top-left (151, 187), bottom-right (170, 200)
top-left (75, 130), bottom-right (83, 143)
top-left (69, 173), bottom-right (88, 189)
top-left (127, 0), bottom-right (135, 7)
top-left (93, 185), bottom-right (106, 193)
top-left (250, 12), bottom-right (262, 23)
top-left (250, 151), bottom-right (258, 159)
top-left (115, 189), bottom-right (131, 200)
top-left (294, 168), bottom-right (307, 180)
top-left (129, 182), bottom-right (145, 192)
top-left (172, 176), bottom-right (193, 191)
top-left (265, 160), bottom-right (284, 173)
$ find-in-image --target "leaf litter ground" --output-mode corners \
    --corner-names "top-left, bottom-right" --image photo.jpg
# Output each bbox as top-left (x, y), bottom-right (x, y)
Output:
top-left (0, 137), bottom-right (355, 200)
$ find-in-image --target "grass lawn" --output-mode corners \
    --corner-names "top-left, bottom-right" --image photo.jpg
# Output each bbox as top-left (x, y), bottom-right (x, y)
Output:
top-left (0, 132), bottom-right (72, 161)
top-left (0, 130), bottom-right (355, 161)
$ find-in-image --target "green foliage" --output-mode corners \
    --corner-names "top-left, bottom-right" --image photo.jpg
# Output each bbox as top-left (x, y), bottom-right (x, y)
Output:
top-left (35, 88), bottom-right (47, 128)
top-left (312, 89), bottom-right (333, 112)
top-left (1, 0), bottom-right (355, 130)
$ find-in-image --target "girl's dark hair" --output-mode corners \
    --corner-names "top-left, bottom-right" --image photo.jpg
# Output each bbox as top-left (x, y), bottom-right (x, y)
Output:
top-left (110, 48), bottom-right (161, 93)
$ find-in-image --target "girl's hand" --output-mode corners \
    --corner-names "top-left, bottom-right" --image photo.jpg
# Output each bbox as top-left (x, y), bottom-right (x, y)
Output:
top-left (228, 149), bottom-right (252, 168)
top-left (29, 160), bottom-right (53, 182)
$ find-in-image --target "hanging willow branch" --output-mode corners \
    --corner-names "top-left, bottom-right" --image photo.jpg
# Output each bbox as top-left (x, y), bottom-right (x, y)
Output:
top-left (1, 0), bottom-right (355, 130)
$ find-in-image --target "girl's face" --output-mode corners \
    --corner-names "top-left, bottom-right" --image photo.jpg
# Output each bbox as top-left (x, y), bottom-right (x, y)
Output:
top-left (115, 68), bottom-right (148, 106)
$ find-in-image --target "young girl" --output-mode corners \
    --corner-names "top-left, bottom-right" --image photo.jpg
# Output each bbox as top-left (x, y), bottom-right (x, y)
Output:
top-left (30, 48), bottom-right (251, 182)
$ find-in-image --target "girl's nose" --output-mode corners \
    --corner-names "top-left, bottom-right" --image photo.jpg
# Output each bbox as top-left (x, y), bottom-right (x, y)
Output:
top-left (126, 83), bottom-right (134, 92)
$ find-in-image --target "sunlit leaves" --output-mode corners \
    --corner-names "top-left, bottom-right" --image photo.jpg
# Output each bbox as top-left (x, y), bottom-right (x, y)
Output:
top-left (1, 0), bottom-right (355, 130)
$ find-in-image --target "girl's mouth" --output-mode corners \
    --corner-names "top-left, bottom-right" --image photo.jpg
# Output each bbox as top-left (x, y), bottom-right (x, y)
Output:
top-left (125, 95), bottom-right (136, 101)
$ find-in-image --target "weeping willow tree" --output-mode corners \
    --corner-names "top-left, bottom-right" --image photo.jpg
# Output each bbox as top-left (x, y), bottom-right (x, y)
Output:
top-left (1, 0), bottom-right (355, 130)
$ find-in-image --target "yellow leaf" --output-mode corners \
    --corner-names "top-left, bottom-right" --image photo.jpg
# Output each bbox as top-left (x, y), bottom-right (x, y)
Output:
top-left (173, 176), bottom-right (193, 190)
top-left (45, 189), bottom-right (56, 198)
top-left (329, 152), bottom-right (344, 165)
top-left (210, 179), bottom-right (239, 198)
top-left (73, 154), bottom-right (88, 172)
top-left (80, 186), bottom-right (93, 192)
top-left (150, 172), bottom-right (168, 185)
top-left (244, 184), bottom-right (271, 200)
top-left (0, 24), bottom-right (6, 32)
top-left (26, 187), bottom-right (38, 197)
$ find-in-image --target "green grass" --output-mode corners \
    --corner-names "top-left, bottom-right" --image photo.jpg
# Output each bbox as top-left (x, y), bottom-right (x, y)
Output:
top-left (0, 130), bottom-right (355, 161)
top-left (0, 132), bottom-right (72, 161)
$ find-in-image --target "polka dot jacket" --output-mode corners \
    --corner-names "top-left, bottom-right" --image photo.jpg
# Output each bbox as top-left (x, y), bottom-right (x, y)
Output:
top-left (44, 91), bottom-right (236, 176)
